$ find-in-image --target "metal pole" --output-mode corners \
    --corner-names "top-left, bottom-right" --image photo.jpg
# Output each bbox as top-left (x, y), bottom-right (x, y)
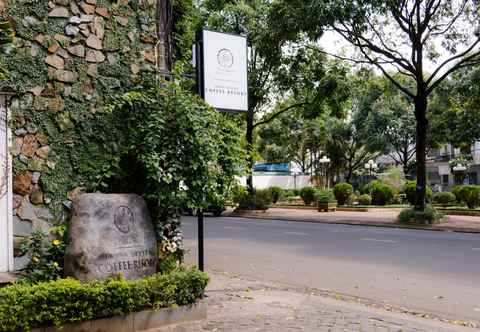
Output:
top-left (194, 30), bottom-right (205, 273)
top-left (197, 210), bottom-right (204, 271)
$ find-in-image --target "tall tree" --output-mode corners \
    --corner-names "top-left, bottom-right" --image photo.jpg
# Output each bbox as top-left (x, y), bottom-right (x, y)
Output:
top-left (326, 114), bottom-right (379, 183)
top-left (257, 110), bottom-right (312, 173)
top-left (257, 111), bottom-right (330, 174)
top-left (357, 74), bottom-right (418, 171)
top-left (429, 65), bottom-right (480, 150)
top-left (271, 0), bottom-right (480, 211)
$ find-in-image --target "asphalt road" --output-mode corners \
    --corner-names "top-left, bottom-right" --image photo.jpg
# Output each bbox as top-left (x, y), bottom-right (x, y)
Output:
top-left (182, 216), bottom-right (480, 324)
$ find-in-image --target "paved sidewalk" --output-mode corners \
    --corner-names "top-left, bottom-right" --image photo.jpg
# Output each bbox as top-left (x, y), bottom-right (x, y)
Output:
top-left (229, 208), bottom-right (480, 233)
top-left (159, 271), bottom-right (477, 332)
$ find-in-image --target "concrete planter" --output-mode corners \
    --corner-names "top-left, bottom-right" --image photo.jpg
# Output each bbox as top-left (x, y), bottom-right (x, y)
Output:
top-left (29, 303), bottom-right (206, 332)
top-left (318, 202), bottom-right (337, 212)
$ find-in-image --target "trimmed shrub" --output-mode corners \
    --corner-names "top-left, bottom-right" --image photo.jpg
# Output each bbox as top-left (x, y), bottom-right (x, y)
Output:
top-left (0, 269), bottom-right (208, 332)
top-left (268, 186), bottom-right (284, 204)
top-left (378, 166), bottom-right (406, 193)
top-left (283, 189), bottom-right (297, 198)
top-left (397, 206), bottom-right (444, 225)
top-left (237, 189), bottom-right (272, 210)
top-left (346, 193), bottom-right (357, 205)
top-left (432, 192), bottom-right (456, 206)
top-left (300, 187), bottom-right (317, 205)
top-left (231, 185), bottom-right (248, 205)
top-left (358, 194), bottom-right (372, 206)
top-left (454, 185), bottom-right (480, 209)
top-left (364, 181), bottom-right (395, 206)
top-left (390, 194), bottom-right (403, 205)
top-left (333, 183), bottom-right (353, 206)
top-left (452, 185), bottom-right (463, 203)
top-left (404, 181), bottom-right (433, 205)
top-left (315, 189), bottom-right (336, 203)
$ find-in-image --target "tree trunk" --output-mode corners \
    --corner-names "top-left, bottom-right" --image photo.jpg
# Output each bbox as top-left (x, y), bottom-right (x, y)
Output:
top-left (402, 148), bottom-right (409, 177)
top-left (246, 110), bottom-right (255, 195)
top-left (414, 95), bottom-right (428, 211)
top-left (345, 169), bottom-right (352, 184)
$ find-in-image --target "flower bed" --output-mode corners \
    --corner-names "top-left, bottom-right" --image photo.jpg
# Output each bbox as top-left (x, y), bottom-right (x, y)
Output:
top-left (0, 269), bottom-right (208, 332)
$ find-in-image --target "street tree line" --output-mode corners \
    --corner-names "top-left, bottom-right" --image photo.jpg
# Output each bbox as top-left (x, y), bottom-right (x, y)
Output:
top-left (257, 67), bottom-right (480, 185)
top-left (199, 0), bottom-right (480, 213)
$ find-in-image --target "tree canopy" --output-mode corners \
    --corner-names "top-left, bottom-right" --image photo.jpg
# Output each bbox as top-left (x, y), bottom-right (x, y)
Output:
top-left (270, 0), bottom-right (480, 210)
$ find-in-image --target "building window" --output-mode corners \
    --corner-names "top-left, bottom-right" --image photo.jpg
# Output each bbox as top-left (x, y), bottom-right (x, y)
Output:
top-left (442, 174), bottom-right (449, 185)
top-left (469, 172), bottom-right (478, 185)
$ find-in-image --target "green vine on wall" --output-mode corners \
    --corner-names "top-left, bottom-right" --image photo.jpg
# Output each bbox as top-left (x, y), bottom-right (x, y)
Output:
top-left (3, 0), bottom-right (158, 219)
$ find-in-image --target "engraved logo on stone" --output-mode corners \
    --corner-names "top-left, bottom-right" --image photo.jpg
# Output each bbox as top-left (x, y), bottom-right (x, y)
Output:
top-left (217, 48), bottom-right (234, 68)
top-left (114, 206), bottom-right (134, 234)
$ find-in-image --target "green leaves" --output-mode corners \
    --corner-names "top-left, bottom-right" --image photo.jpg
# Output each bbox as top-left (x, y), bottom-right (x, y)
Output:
top-left (0, 20), bottom-right (14, 54)
top-left (107, 82), bottom-right (246, 239)
top-left (0, 269), bottom-right (208, 331)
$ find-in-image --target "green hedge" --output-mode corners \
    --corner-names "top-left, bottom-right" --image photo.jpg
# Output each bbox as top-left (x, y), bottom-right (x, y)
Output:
top-left (333, 183), bottom-right (353, 205)
top-left (453, 185), bottom-right (480, 209)
top-left (315, 189), bottom-right (336, 203)
top-left (0, 269), bottom-right (208, 332)
top-left (363, 181), bottom-right (395, 206)
top-left (267, 186), bottom-right (284, 204)
top-left (404, 181), bottom-right (433, 205)
top-left (358, 194), bottom-right (372, 205)
top-left (432, 192), bottom-right (456, 206)
top-left (237, 189), bottom-right (272, 210)
top-left (397, 206), bottom-right (444, 225)
top-left (300, 187), bottom-right (317, 205)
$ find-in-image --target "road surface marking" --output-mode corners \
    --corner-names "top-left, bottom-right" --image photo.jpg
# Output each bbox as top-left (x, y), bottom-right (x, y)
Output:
top-left (223, 226), bottom-right (245, 230)
top-left (362, 238), bottom-right (397, 244)
top-left (283, 231), bottom-right (309, 236)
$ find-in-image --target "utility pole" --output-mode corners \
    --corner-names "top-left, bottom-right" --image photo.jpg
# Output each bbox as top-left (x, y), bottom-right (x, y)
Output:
top-left (156, 0), bottom-right (172, 74)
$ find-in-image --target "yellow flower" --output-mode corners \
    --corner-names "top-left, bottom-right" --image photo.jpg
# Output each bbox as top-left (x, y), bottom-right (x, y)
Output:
top-left (32, 256), bottom-right (39, 263)
top-left (53, 262), bottom-right (59, 268)
top-left (52, 239), bottom-right (61, 246)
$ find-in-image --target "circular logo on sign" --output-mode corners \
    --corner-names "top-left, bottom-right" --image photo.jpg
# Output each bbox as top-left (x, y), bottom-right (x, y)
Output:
top-left (114, 206), bottom-right (134, 234)
top-left (217, 48), bottom-right (234, 68)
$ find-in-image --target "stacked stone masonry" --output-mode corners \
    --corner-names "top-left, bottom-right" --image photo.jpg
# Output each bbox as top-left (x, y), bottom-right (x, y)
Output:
top-left (2, 0), bottom-right (158, 270)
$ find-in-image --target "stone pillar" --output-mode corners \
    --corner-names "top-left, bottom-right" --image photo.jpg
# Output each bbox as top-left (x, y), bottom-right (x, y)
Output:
top-left (0, 94), bottom-right (13, 272)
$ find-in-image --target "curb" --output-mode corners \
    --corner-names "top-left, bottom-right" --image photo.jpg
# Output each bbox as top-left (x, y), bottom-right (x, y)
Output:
top-left (228, 213), bottom-right (480, 234)
top-left (31, 303), bottom-right (207, 332)
top-left (273, 205), bottom-right (370, 212)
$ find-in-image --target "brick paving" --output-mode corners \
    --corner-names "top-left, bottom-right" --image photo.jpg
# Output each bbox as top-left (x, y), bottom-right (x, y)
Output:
top-left (229, 208), bottom-right (480, 233)
top-left (158, 271), bottom-right (476, 332)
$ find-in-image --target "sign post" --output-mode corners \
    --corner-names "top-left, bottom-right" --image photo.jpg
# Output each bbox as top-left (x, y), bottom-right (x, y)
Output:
top-left (194, 29), bottom-right (248, 271)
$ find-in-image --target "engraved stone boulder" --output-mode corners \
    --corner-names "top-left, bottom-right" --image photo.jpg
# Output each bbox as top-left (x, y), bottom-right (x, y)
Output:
top-left (65, 193), bottom-right (157, 281)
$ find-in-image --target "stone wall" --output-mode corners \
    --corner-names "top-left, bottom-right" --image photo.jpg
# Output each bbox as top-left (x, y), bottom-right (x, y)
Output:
top-left (3, 0), bottom-right (159, 270)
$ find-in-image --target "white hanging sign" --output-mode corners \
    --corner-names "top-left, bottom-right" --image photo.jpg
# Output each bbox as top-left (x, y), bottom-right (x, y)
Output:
top-left (198, 29), bottom-right (248, 112)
